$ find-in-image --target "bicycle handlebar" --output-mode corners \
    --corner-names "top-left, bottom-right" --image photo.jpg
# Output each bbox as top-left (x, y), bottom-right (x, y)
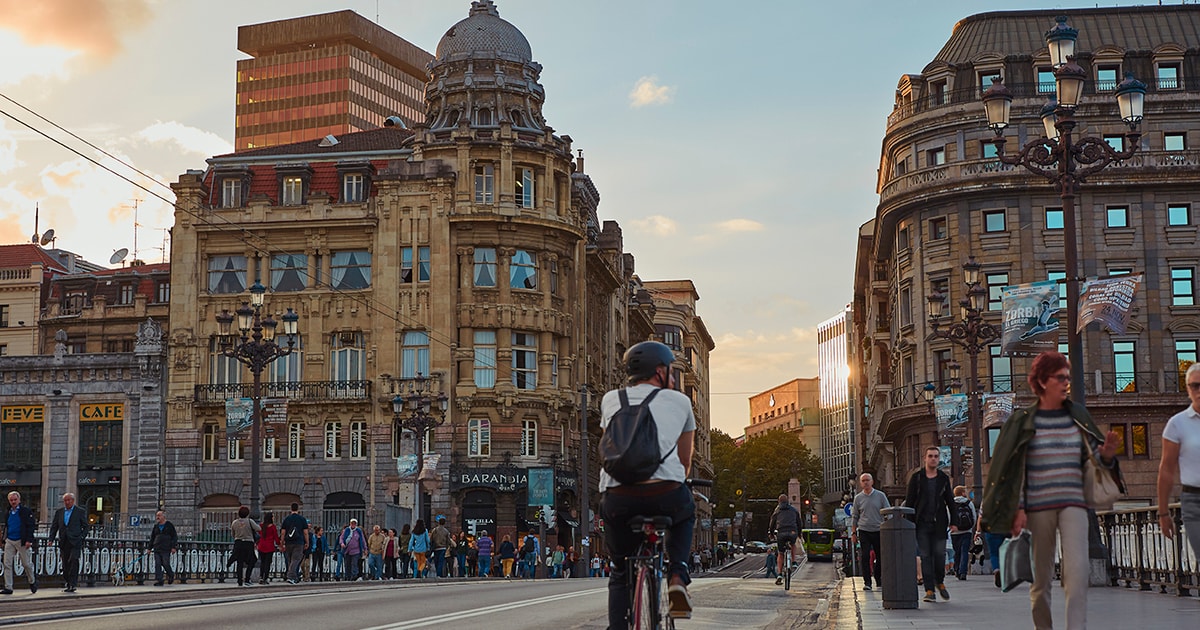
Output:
top-left (686, 478), bottom-right (713, 488)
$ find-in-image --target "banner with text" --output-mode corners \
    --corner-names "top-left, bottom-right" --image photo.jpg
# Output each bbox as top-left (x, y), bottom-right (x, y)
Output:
top-left (225, 398), bottom-right (253, 435)
top-left (1001, 281), bottom-right (1061, 356)
top-left (1078, 274), bottom-right (1142, 334)
top-left (981, 393), bottom-right (1016, 428)
top-left (934, 394), bottom-right (969, 437)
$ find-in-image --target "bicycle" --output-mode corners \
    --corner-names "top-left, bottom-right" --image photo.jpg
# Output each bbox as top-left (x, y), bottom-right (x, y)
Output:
top-left (771, 531), bottom-right (799, 591)
top-left (625, 479), bottom-right (712, 630)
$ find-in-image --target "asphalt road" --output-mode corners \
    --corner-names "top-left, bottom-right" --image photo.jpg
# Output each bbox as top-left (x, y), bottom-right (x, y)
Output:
top-left (6, 559), bottom-right (837, 629)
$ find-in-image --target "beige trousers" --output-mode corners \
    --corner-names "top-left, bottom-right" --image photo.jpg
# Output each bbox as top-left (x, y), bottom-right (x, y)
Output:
top-left (1027, 506), bottom-right (1091, 630)
top-left (3, 538), bottom-right (36, 590)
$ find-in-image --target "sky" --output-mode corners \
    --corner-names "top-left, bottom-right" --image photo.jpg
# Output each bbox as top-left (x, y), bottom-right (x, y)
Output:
top-left (0, 0), bottom-right (1147, 436)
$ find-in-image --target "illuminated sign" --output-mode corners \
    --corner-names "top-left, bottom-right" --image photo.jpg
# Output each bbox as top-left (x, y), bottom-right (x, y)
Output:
top-left (0, 405), bottom-right (45, 423)
top-left (80, 403), bottom-right (125, 421)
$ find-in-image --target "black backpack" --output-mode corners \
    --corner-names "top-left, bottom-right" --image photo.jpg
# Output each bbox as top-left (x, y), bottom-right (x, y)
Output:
top-left (953, 501), bottom-right (975, 531)
top-left (521, 538), bottom-right (535, 555)
top-left (599, 388), bottom-right (677, 485)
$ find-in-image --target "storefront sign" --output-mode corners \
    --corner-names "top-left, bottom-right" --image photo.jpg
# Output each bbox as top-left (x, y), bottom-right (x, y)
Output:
top-left (449, 467), bottom-right (579, 494)
top-left (1, 405), bottom-right (44, 423)
top-left (80, 403), bottom-right (125, 421)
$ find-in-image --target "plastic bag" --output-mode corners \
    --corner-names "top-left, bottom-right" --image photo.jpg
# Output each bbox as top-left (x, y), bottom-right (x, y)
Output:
top-left (999, 529), bottom-right (1033, 593)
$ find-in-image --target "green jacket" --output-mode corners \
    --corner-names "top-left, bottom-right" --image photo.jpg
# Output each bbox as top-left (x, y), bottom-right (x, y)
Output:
top-left (980, 399), bottom-right (1113, 534)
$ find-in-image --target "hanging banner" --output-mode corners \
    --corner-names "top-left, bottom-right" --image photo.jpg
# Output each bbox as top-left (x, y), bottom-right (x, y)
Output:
top-left (528, 467), bottom-right (555, 506)
top-left (934, 394), bottom-right (969, 436)
top-left (225, 398), bottom-right (253, 434)
top-left (397, 454), bottom-right (418, 479)
top-left (1001, 281), bottom-right (1061, 356)
top-left (1078, 274), bottom-right (1142, 334)
top-left (981, 393), bottom-right (1016, 428)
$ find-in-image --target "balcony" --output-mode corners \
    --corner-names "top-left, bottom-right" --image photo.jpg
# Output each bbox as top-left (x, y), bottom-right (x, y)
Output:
top-left (886, 371), bottom-right (1184, 411)
top-left (194, 380), bottom-right (372, 404)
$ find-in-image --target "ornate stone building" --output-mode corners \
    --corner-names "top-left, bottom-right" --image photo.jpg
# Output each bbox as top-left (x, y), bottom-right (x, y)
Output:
top-left (852, 6), bottom-right (1200, 500)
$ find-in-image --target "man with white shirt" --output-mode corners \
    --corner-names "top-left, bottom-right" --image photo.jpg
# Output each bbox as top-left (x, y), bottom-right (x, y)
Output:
top-left (1158, 362), bottom-right (1200, 558)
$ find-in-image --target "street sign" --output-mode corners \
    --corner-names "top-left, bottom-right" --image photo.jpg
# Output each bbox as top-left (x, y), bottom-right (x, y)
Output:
top-left (582, 537), bottom-right (590, 547)
top-left (844, 503), bottom-right (853, 517)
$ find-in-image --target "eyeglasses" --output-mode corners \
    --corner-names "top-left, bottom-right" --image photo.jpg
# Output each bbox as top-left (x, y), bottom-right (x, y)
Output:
top-left (1187, 382), bottom-right (1200, 391)
top-left (1050, 374), bottom-right (1071, 383)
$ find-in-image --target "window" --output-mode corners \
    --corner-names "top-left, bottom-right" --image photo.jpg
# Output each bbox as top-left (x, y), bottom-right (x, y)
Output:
top-left (1176, 340), bottom-right (1197, 392)
top-left (927, 147), bottom-right (946, 166)
top-left (1158, 63), bottom-right (1181, 90)
top-left (106, 339), bottom-right (133, 353)
top-left (0, 344), bottom-right (6, 356)
top-left (893, 158), bottom-right (907, 176)
top-left (156, 281), bottom-right (170, 304)
top-left (270, 254), bottom-right (307, 292)
top-left (512, 332), bottom-right (537, 390)
top-left (930, 278), bottom-right (950, 317)
top-left (331, 332), bottom-right (365, 381)
top-left (118, 283), bottom-right (135, 305)
top-left (981, 142), bottom-right (999, 159)
top-left (67, 336), bottom-right (86, 354)
top-left (1047, 271), bottom-right (1066, 301)
top-left (521, 419), bottom-right (537, 457)
top-left (0, 305), bottom-right (7, 327)
top-left (986, 272), bottom-right (1009, 311)
top-left (1037, 68), bottom-right (1056, 94)
top-left (267, 334), bottom-right (302, 384)
top-left (281, 176), bottom-right (304, 205)
top-left (228, 433), bottom-right (244, 461)
top-left (929, 217), bottom-right (947, 240)
top-left (474, 164), bottom-right (494, 203)
top-left (210, 338), bottom-right (240, 385)
top-left (1103, 135), bottom-right (1124, 152)
top-left (221, 179), bottom-right (242, 208)
top-left (331, 251), bottom-right (371, 290)
top-left (516, 168), bottom-right (535, 208)
top-left (658, 325), bottom-right (683, 350)
top-left (343, 173), bottom-right (365, 203)
top-left (474, 248), bottom-right (497, 287)
top-left (933, 349), bottom-right (953, 390)
top-left (983, 210), bottom-right (1006, 232)
top-left (1108, 268), bottom-right (1132, 277)
top-left (468, 419), bottom-right (491, 457)
top-left (897, 225), bottom-right (910, 251)
top-left (550, 353), bottom-right (559, 387)
top-left (1108, 423), bottom-right (1150, 458)
top-left (510, 250), bottom-right (537, 290)
top-left (989, 345), bottom-right (1013, 392)
top-left (401, 331), bottom-right (430, 378)
top-left (902, 355), bottom-right (914, 387)
top-left (929, 80), bottom-right (947, 105)
top-left (1045, 207), bottom-right (1064, 230)
top-left (549, 260), bottom-right (559, 295)
top-left (263, 436), bottom-right (279, 461)
top-left (474, 330), bottom-right (497, 388)
top-left (1105, 206), bottom-right (1128, 228)
top-left (979, 72), bottom-right (1002, 93)
top-left (899, 286), bottom-right (912, 327)
top-left (400, 248), bottom-right (414, 283)
top-left (422, 427), bottom-right (434, 455)
top-left (208, 255), bottom-right (247, 294)
top-left (1113, 341), bottom-right (1136, 392)
top-left (1172, 267), bottom-right (1195, 306)
top-left (1165, 133), bottom-right (1186, 152)
top-left (350, 421), bottom-right (366, 459)
top-left (418, 247), bottom-right (430, 283)
top-left (324, 422), bottom-right (342, 459)
top-left (203, 424), bottom-right (219, 462)
top-left (1096, 65), bottom-right (1119, 91)
top-left (288, 422), bottom-right (305, 460)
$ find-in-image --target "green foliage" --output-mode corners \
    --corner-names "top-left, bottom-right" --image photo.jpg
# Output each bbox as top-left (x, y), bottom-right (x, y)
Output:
top-left (711, 428), bottom-right (824, 537)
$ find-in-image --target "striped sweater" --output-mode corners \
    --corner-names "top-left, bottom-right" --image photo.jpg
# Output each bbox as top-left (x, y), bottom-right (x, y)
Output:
top-left (1022, 408), bottom-right (1086, 512)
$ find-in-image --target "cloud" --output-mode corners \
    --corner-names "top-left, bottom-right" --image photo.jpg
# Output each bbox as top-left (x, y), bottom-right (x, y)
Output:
top-left (0, 0), bottom-right (153, 60)
top-left (714, 218), bottom-right (765, 233)
top-left (628, 214), bottom-right (678, 236)
top-left (629, 76), bottom-right (675, 108)
top-left (136, 121), bottom-right (233, 157)
top-left (0, 121), bottom-right (22, 173)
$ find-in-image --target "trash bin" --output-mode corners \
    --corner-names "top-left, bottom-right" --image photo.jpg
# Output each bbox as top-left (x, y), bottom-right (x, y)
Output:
top-left (879, 506), bottom-right (918, 609)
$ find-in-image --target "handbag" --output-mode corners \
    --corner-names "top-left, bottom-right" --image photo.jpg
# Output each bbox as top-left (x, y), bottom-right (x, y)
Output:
top-left (999, 529), bottom-right (1033, 593)
top-left (1083, 447), bottom-right (1123, 510)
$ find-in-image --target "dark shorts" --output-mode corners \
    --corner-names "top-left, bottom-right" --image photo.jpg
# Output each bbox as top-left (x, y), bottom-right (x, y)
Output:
top-left (777, 531), bottom-right (798, 551)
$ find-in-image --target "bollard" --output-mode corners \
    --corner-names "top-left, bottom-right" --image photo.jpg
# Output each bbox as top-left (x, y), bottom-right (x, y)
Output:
top-left (879, 506), bottom-right (918, 609)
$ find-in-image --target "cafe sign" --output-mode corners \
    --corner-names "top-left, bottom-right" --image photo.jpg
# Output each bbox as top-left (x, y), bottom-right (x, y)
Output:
top-left (80, 403), bottom-right (124, 421)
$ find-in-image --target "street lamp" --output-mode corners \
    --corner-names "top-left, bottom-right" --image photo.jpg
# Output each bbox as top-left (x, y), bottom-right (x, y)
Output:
top-left (214, 281), bottom-right (299, 519)
top-left (981, 15), bottom-right (1147, 405)
top-left (927, 256), bottom-right (1001, 497)
top-left (391, 374), bottom-right (448, 526)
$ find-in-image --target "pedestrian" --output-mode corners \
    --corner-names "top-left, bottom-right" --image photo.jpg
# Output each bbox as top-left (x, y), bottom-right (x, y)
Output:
top-left (48, 492), bottom-right (88, 593)
top-left (476, 530), bottom-right (494, 577)
top-left (701, 547), bottom-right (712, 572)
top-left (455, 531), bottom-right (470, 577)
top-left (2, 490), bottom-right (38, 595)
top-left (229, 506), bottom-right (260, 587)
top-left (715, 544), bottom-right (726, 567)
top-left (591, 553), bottom-right (603, 578)
top-left (692, 550), bottom-right (703, 575)
top-left (851, 472), bottom-right (889, 592)
top-left (521, 534), bottom-right (539, 578)
top-left (565, 545), bottom-right (577, 578)
top-left (339, 518), bottom-right (367, 581)
top-left (309, 526), bottom-right (328, 581)
top-left (366, 524), bottom-right (386, 580)
top-left (333, 530), bottom-right (345, 581)
top-left (552, 545), bottom-right (565, 578)
top-left (974, 507), bottom-right (1005, 588)
top-left (498, 534), bottom-right (516, 579)
top-left (409, 519), bottom-right (430, 578)
top-left (982, 351), bottom-right (1122, 630)
top-left (397, 524), bottom-right (412, 579)
top-left (384, 528), bottom-right (399, 579)
top-left (256, 512), bottom-right (281, 584)
top-left (429, 517), bottom-right (452, 578)
top-left (281, 502), bottom-right (309, 584)
top-left (764, 547), bottom-right (778, 578)
top-left (148, 510), bottom-right (178, 586)
top-left (905, 446), bottom-right (955, 603)
top-left (467, 537), bottom-right (479, 577)
top-left (949, 486), bottom-right (976, 580)
top-left (1158, 362), bottom-right (1200, 559)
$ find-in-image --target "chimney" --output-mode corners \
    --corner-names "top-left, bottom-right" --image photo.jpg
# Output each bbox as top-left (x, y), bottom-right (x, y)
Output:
top-left (575, 149), bottom-right (584, 174)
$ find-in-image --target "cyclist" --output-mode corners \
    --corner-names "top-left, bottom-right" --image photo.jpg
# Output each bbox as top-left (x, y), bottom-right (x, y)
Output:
top-left (600, 341), bottom-right (697, 628)
top-left (768, 493), bottom-right (802, 585)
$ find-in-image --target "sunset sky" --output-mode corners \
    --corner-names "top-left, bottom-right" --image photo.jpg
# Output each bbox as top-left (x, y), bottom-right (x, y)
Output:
top-left (0, 0), bottom-right (1141, 435)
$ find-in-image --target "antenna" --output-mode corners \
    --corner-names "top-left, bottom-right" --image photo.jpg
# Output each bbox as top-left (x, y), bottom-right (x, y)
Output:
top-left (154, 228), bottom-right (171, 264)
top-left (30, 202), bottom-right (39, 244)
top-left (110, 248), bottom-right (129, 266)
top-left (127, 198), bottom-right (143, 262)
top-left (39, 228), bottom-right (55, 247)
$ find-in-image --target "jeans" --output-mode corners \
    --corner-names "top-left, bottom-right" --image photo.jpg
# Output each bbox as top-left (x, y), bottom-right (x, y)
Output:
top-left (950, 533), bottom-right (972, 577)
top-left (479, 556), bottom-right (492, 577)
top-left (523, 552), bottom-right (537, 578)
top-left (367, 553), bottom-right (383, 579)
top-left (601, 482), bottom-right (695, 630)
top-left (986, 533), bottom-right (1005, 573)
top-left (154, 549), bottom-right (175, 584)
top-left (914, 526), bottom-right (947, 589)
top-left (398, 554), bottom-right (411, 578)
top-left (432, 548), bottom-right (447, 577)
top-left (457, 552), bottom-right (468, 577)
top-left (345, 553), bottom-right (362, 581)
top-left (857, 530), bottom-right (882, 587)
top-left (3, 538), bottom-right (36, 590)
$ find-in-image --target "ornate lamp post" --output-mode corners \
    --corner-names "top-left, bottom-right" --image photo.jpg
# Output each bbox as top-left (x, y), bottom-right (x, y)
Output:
top-left (927, 256), bottom-right (1000, 497)
top-left (391, 375), bottom-right (448, 526)
top-left (981, 15), bottom-right (1147, 405)
top-left (214, 281), bottom-right (300, 519)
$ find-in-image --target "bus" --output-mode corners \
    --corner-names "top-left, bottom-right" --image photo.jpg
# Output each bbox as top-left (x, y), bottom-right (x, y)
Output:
top-left (801, 528), bottom-right (835, 561)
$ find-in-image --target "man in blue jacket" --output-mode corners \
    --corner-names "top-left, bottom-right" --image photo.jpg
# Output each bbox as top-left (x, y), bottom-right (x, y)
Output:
top-left (3, 491), bottom-right (38, 594)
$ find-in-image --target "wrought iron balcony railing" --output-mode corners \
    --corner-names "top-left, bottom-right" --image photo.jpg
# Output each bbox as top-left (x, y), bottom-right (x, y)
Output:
top-left (193, 380), bottom-right (372, 403)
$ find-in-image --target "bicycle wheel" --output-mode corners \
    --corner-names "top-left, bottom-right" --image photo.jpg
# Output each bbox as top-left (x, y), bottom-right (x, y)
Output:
top-left (658, 560), bottom-right (675, 630)
top-left (633, 562), bottom-right (657, 630)
top-left (783, 546), bottom-right (792, 591)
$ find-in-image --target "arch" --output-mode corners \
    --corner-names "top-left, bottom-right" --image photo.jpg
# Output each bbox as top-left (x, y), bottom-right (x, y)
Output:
top-left (200, 493), bottom-right (241, 508)
top-left (324, 491), bottom-right (366, 509)
top-left (264, 492), bottom-right (302, 509)
top-left (1166, 317), bottom-right (1200, 332)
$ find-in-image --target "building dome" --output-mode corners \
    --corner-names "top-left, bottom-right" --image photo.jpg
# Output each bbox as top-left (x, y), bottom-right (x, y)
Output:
top-left (436, 0), bottom-right (532, 63)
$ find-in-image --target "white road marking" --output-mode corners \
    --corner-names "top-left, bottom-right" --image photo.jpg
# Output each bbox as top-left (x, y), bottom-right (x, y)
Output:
top-left (358, 587), bottom-right (609, 630)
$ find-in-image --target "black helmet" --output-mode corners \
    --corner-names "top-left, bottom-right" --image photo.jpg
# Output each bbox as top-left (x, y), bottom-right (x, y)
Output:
top-left (624, 341), bottom-right (675, 384)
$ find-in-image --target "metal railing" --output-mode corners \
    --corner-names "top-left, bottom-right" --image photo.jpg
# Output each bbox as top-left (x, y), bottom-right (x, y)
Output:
top-left (194, 380), bottom-right (372, 403)
top-left (1100, 503), bottom-right (1199, 596)
top-left (0, 536), bottom-right (237, 586)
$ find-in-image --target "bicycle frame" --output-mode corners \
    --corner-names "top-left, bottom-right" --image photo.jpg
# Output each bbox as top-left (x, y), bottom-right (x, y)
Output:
top-left (628, 519), bottom-right (672, 630)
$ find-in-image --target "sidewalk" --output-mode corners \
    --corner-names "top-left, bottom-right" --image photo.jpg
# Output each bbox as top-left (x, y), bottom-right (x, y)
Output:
top-left (829, 573), bottom-right (1200, 628)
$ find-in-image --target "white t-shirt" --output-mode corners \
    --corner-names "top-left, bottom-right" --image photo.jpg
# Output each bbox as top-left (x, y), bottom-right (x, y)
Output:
top-left (1164, 405), bottom-right (1200, 487)
top-left (598, 383), bottom-right (696, 491)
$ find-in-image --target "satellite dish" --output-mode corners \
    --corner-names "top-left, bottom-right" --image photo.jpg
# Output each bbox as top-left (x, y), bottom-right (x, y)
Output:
top-left (39, 229), bottom-right (55, 246)
top-left (110, 248), bottom-right (129, 265)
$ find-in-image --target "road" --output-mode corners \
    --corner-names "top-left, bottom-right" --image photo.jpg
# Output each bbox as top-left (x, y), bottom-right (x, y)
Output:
top-left (4, 557), bottom-right (837, 629)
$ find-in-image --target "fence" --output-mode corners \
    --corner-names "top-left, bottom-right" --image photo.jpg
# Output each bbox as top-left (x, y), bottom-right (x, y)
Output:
top-left (1100, 503), bottom-right (1199, 596)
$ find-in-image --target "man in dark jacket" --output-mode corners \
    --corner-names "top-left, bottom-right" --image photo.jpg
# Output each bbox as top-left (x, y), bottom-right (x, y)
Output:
top-left (3, 491), bottom-right (38, 594)
top-left (148, 510), bottom-right (179, 586)
top-left (49, 492), bottom-right (88, 592)
top-left (905, 446), bottom-right (955, 604)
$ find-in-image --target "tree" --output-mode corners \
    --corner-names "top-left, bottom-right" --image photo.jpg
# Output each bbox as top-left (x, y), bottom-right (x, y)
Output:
top-left (712, 428), bottom-right (824, 540)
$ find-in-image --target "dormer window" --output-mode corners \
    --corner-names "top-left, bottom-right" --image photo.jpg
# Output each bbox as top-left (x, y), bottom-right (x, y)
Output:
top-left (1158, 62), bottom-right (1181, 90)
top-left (274, 164), bottom-right (313, 207)
top-left (343, 174), bottom-right (364, 203)
top-left (212, 165), bottom-right (251, 209)
top-left (221, 179), bottom-right (242, 208)
top-left (477, 108), bottom-right (493, 126)
top-left (335, 161), bottom-right (375, 204)
top-left (1096, 65), bottom-right (1120, 91)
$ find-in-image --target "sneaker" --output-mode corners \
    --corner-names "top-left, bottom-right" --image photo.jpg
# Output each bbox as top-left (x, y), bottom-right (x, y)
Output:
top-left (994, 570), bottom-right (1001, 588)
top-left (153, 582), bottom-right (164, 586)
top-left (667, 583), bottom-right (693, 619)
top-left (30, 582), bottom-right (37, 594)
top-left (862, 584), bottom-right (872, 591)
top-left (923, 590), bottom-right (936, 603)
top-left (937, 584), bottom-right (950, 600)
top-left (1, 589), bottom-right (12, 595)
top-left (775, 576), bottom-right (783, 585)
